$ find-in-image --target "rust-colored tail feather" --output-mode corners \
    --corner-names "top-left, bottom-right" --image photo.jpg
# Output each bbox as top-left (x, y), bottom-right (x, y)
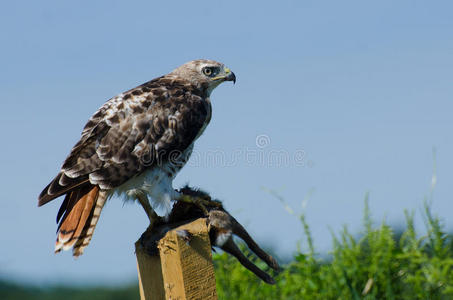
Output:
top-left (54, 185), bottom-right (106, 256)
top-left (73, 191), bottom-right (107, 257)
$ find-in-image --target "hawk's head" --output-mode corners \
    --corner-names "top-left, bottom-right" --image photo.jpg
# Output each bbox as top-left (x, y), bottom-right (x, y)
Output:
top-left (170, 59), bottom-right (236, 95)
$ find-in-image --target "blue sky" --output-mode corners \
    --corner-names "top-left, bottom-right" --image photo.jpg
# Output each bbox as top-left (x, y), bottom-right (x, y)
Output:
top-left (1, 0), bottom-right (452, 285)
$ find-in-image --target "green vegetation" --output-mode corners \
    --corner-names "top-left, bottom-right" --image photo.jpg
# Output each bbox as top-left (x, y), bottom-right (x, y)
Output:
top-left (214, 199), bottom-right (453, 299)
top-left (2, 200), bottom-right (453, 300)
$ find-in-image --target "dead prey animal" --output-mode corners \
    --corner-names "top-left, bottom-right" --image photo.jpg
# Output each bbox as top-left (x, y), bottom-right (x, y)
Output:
top-left (139, 186), bottom-right (280, 284)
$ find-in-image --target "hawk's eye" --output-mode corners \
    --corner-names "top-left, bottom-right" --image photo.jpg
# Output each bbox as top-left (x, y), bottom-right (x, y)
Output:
top-left (203, 67), bottom-right (213, 76)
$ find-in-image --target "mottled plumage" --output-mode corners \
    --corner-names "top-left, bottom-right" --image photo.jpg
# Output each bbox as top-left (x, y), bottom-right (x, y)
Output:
top-left (39, 59), bottom-right (235, 256)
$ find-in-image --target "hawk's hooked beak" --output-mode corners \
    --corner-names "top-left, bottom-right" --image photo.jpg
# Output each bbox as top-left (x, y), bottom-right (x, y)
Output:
top-left (212, 67), bottom-right (236, 84)
top-left (223, 67), bottom-right (236, 84)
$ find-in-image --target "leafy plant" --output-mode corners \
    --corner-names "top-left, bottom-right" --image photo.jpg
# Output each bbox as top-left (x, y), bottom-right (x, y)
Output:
top-left (214, 199), bottom-right (453, 300)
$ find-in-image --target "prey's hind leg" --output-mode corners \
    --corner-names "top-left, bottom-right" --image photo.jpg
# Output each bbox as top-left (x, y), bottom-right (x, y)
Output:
top-left (176, 193), bottom-right (221, 216)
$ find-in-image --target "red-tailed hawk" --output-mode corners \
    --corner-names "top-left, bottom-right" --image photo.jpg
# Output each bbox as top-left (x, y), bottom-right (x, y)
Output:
top-left (38, 59), bottom-right (236, 256)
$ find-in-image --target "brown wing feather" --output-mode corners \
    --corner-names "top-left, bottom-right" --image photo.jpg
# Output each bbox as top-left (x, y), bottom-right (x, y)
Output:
top-left (38, 173), bottom-right (89, 207)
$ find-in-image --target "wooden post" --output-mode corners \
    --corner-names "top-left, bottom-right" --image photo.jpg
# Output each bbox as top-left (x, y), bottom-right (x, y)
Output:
top-left (135, 218), bottom-right (218, 300)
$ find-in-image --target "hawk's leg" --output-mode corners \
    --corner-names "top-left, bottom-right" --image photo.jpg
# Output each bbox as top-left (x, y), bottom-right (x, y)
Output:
top-left (136, 193), bottom-right (160, 230)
